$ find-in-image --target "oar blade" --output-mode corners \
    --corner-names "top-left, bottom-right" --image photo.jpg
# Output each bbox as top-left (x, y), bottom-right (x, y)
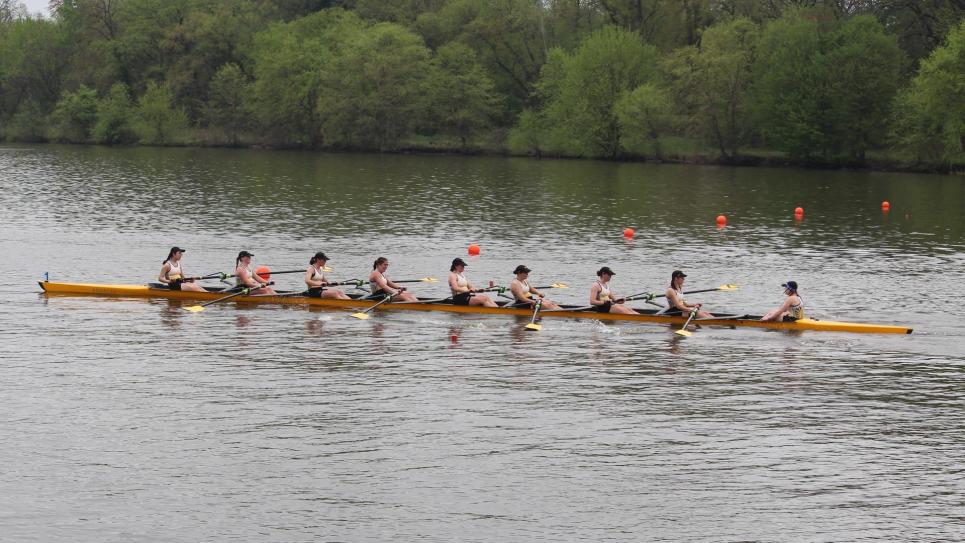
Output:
top-left (525, 323), bottom-right (542, 331)
top-left (184, 305), bottom-right (205, 313)
top-left (350, 312), bottom-right (370, 320)
top-left (420, 277), bottom-right (439, 283)
top-left (718, 284), bottom-right (739, 291)
top-left (674, 328), bottom-right (693, 337)
top-left (323, 266), bottom-right (333, 272)
top-left (551, 283), bottom-right (569, 289)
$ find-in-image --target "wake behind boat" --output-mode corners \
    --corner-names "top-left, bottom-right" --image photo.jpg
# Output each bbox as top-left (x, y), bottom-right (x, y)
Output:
top-left (38, 281), bottom-right (914, 335)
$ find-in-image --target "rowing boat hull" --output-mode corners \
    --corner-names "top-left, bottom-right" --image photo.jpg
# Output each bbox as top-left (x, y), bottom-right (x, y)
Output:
top-left (38, 281), bottom-right (913, 334)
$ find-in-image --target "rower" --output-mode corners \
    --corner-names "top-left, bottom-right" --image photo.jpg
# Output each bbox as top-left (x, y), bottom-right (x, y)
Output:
top-left (665, 270), bottom-right (711, 318)
top-left (448, 258), bottom-right (497, 307)
top-left (509, 265), bottom-right (560, 310)
top-left (589, 267), bottom-right (638, 314)
top-left (368, 256), bottom-right (418, 302)
top-left (304, 251), bottom-right (350, 299)
top-left (158, 247), bottom-right (205, 292)
top-left (235, 250), bottom-right (276, 295)
top-left (761, 281), bottom-right (804, 321)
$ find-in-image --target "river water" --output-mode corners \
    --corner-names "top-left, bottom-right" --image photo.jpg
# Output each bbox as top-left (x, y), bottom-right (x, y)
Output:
top-left (1, 145), bottom-right (963, 542)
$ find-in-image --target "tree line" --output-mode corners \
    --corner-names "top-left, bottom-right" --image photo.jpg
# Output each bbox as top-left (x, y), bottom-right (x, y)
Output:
top-left (1, 0), bottom-right (964, 170)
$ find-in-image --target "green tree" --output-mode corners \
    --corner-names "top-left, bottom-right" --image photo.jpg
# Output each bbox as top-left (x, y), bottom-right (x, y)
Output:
top-left (428, 42), bottom-right (501, 151)
top-left (92, 81), bottom-right (135, 144)
top-left (249, 9), bottom-right (363, 146)
top-left (205, 62), bottom-right (249, 145)
top-left (752, 10), bottom-right (903, 160)
top-left (132, 80), bottom-right (188, 144)
top-left (824, 15), bottom-right (903, 160)
top-left (317, 21), bottom-right (433, 150)
top-left (51, 85), bottom-right (99, 141)
top-left (750, 12), bottom-right (826, 158)
top-left (667, 17), bottom-right (758, 158)
top-left (614, 82), bottom-right (674, 158)
top-left (894, 19), bottom-right (965, 166)
top-left (542, 26), bottom-right (660, 158)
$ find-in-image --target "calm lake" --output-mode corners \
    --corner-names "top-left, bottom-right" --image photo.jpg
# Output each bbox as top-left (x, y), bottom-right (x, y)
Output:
top-left (2, 144), bottom-right (964, 542)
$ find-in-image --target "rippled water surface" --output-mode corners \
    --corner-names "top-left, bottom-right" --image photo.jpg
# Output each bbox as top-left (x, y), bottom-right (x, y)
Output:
top-left (2, 145), bottom-right (964, 542)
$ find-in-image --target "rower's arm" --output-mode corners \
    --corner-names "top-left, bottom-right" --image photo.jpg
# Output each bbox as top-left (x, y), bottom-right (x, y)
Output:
top-left (448, 273), bottom-right (468, 294)
top-left (305, 268), bottom-right (320, 288)
top-left (589, 284), bottom-right (603, 306)
top-left (511, 282), bottom-right (535, 304)
top-left (158, 263), bottom-right (171, 284)
top-left (380, 276), bottom-right (400, 294)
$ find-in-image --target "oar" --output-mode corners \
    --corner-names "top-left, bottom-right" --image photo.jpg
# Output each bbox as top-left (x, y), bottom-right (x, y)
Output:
top-left (533, 282), bottom-right (569, 289)
top-left (391, 277), bottom-right (438, 284)
top-left (350, 293), bottom-right (395, 320)
top-left (524, 298), bottom-right (543, 331)
top-left (675, 308), bottom-right (699, 337)
top-left (184, 281), bottom-right (274, 312)
top-left (623, 284), bottom-right (739, 302)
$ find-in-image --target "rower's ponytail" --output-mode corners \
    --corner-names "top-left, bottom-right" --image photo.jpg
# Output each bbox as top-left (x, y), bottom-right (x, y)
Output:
top-left (164, 247), bottom-right (177, 264)
top-left (373, 256), bottom-right (387, 269)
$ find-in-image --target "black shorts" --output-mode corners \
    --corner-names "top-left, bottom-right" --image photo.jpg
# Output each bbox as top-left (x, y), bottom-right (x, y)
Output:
top-left (662, 309), bottom-right (683, 316)
top-left (782, 315), bottom-right (799, 322)
top-left (167, 280), bottom-right (182, 291)
top-left (369, 289), bottom-right (389, 299)
top-left (595, 302), bottom-right (612, 313)
top-left (452, 292), bottom-right (472, 306)
top-left (307, 287), bottom-right (324, 298)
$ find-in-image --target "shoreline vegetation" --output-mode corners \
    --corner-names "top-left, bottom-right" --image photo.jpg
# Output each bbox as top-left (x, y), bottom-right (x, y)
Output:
top-left (2, 1), bottom-right (965, 174)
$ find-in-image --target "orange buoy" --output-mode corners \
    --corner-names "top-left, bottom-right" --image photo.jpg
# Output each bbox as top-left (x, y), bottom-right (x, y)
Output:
top-left (468, 244), bottom-right (480, 256)
top-left (623, 227), bottom-right (635, 238)
top-left (716, 215), bottom-right (727, 226)
top-left (881, 201), bottom-right (890, 211)
top-left (255, 265), bottom-right (271, 281)
top-left (794, 207), bottom-right (804, 215)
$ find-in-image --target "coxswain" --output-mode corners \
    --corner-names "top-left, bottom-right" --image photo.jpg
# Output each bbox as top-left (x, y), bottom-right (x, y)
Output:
top-left (304, 251), bottom-right (350, 299)
top-left (158, 247), bottom-right (205, 292)
top-left (509, 265), bottom-right (560, 310)
top-left (761, 281), bottom-right (805, 321)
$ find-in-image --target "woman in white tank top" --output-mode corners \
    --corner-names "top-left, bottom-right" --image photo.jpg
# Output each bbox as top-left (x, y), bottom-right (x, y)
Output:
top-left (304, 251), bottom-right (350, 299)
top-left (158, 247), bottom-right (205, 292)
top-left (665, 270), bottom-right (711, 318)
top-left (509, 264), bottom-right (560, 310)
top-left (588, 267), bottom-right (637, 314)
top-left (448, 258), bottom-right (497, 307)
top-left (235, 250), bottom-right (276, 295)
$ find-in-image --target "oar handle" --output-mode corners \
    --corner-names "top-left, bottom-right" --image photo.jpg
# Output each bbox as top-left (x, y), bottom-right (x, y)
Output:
top-left (198, 281), bottom-right (274, 307)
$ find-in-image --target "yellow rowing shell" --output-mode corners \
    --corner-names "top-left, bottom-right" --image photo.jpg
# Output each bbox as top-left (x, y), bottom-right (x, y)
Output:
top-left (38, 281), bottom-right (913, 334)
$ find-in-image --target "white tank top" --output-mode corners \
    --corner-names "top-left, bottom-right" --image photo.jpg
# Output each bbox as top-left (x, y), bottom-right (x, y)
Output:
top-left (512, 278), bottom-right (531, 300)
top-left (312, 265), bottom-right (324, 281)
top-left (166, 261), bottom-right (182, 280)
top-left (370, 271), bottom-right (386, 294)
top-left (671, 287), bottom-right (686, 307)
top-left (236, 265), bottom-right (251, 287)
top-left (452, 272), bottom-right (468, 293)
top-left (596, 280), bottom-right (611, 302)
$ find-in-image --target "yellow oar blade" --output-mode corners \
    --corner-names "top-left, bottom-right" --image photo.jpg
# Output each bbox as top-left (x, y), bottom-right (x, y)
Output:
top-left (717, 284), bottom-right (739, 291)
top-left (350, 312), bottom-right (370, 320)
top-left (525, 323), bottom-right (542, 331)
top-left (420, 277), bottom-right (439, 283)
top-left (550, 283), bottom-right (569, 289)
top-left (323, 266), bottom-right (333, 272)
top-left (185, 305), bottom-right (205, 312)
top-left (674, 329), bottom-right (693, 337)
